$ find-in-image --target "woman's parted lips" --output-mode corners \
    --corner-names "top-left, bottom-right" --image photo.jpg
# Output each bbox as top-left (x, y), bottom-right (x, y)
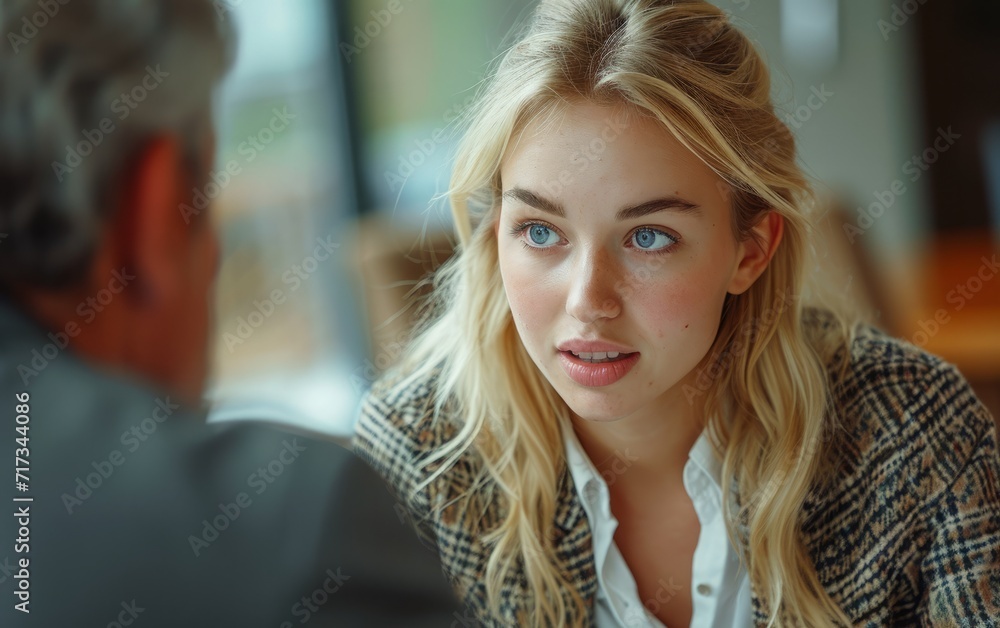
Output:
top-left (556, 339), bottom-right (638, 355)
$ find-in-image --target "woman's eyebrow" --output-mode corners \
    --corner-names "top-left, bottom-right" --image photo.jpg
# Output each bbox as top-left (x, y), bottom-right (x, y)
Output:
top-left (501, 186), bottom-right (703, 220)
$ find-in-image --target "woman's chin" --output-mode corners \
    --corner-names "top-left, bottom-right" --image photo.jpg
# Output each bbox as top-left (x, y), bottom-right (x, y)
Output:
top-left (541, 368), bottom-right (638, 422)
top-left (562, 396), bottom-right (633, 423)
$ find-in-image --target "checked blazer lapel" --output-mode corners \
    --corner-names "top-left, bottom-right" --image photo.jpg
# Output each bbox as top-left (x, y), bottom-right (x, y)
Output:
top-left (552, 460), bottom-right (600, 618)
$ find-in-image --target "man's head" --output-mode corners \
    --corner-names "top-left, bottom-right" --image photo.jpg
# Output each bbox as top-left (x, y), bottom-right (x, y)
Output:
top-left (0, 0), bottom-right (237, 407)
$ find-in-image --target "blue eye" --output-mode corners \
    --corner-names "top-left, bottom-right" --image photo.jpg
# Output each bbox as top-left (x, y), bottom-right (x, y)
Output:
top-left (508, 221), bottom-right (679, 255)
top-left (527, 224), bottom-right (558, 246)
top-left (509, 221), bottom-right (562, 248)
top-left (631, 227), bottom-right (677, 252)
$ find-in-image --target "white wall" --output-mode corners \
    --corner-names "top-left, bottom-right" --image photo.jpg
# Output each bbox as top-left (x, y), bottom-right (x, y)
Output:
top-left (712, 0), bottom-right (929, 259)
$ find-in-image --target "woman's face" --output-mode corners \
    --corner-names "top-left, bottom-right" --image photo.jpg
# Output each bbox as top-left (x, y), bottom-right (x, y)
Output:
top-left (495, 101), bottom-right (769, 423)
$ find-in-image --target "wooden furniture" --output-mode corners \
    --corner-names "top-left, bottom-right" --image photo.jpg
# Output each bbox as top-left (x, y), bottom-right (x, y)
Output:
top-left (897, 231), bottom-right (1000, 423)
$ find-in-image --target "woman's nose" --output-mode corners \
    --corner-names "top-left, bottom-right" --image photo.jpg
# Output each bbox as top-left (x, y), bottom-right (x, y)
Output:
top-left (564, 246), bottom-right (622, 323)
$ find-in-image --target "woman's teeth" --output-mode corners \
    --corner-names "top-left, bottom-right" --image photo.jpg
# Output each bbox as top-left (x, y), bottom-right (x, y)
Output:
top-left (571, 351), bottom-right (622, 363)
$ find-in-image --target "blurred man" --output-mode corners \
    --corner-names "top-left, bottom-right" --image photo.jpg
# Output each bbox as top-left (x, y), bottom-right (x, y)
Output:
top-left (0, 1), bottom-right (461, 626)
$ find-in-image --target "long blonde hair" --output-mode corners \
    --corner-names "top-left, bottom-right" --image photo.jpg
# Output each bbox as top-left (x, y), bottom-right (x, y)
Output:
top-left (386, 0), bottom-right (862, 625)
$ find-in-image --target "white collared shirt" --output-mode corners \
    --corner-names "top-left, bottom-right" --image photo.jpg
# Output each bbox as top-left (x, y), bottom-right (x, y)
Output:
top-left (560, 420), bottom-right (753, 627)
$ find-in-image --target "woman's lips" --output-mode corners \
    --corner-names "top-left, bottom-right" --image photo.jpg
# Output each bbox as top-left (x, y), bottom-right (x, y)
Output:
top-left (557, 350), bottom-right (640, 387)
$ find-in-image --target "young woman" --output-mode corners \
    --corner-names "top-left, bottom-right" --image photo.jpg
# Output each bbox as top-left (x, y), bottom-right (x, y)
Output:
top-left (353, 0), bottom-right (1000, 626)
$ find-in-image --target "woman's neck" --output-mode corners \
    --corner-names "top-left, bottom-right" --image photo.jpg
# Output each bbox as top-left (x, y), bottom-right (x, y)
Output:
top-left (568, 383), bottom-right (709, 486)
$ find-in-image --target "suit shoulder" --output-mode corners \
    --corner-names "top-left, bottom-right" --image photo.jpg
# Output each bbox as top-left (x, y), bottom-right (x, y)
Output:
top-left (823, 312), bottom-right (995, 490)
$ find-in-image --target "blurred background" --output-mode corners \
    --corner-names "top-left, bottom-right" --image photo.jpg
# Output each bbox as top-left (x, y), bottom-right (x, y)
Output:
top-left (204, 0), bottom-right (1000, 440)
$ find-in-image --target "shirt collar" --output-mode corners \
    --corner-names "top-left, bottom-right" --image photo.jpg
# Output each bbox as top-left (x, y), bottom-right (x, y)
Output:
top-left (560, 415), bottom-right (604, 495)
top-left (687, 425), bottom-right (723, 490)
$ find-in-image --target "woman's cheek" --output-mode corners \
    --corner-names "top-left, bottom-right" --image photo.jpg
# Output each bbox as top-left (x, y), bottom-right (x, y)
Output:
top-left (502, 256), bottom-right (553, 331)
top-left (630, 271), bottom-right (716, 338)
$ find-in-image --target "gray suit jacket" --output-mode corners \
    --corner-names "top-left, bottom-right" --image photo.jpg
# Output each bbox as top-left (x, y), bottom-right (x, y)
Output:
top-left (0, 295), bottom-right (462, 627)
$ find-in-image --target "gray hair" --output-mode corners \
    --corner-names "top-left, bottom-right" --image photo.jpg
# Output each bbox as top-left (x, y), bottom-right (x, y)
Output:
top-left (0, 0), bottom-right (236, 289)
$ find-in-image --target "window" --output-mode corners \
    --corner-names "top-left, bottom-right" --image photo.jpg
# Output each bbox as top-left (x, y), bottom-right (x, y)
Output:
top-left (206, 0), bottom-right (361, 440)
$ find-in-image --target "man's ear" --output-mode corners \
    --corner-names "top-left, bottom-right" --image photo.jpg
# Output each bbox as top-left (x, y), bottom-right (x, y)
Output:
top-left (726, 210), bottom-right (784, 296)
top-left (115, 135), bottom-right (190, 306)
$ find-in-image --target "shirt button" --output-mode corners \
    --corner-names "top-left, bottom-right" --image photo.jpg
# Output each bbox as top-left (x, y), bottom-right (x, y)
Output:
top-left (696, 583), bottom-right (713, 596)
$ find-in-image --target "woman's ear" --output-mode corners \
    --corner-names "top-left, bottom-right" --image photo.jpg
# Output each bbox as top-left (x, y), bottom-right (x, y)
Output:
top-left (726, 210), bottom-right (784, 295)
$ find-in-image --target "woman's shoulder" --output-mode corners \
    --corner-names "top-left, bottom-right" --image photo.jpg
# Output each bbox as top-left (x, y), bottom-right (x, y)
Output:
top-left (799, 308), bottom-right (1000, 621)
top-left (355, 363), bottom-right (438, 427)
top-left (803, 305), bottom-right (996, 488)
top-left (805, 306), bottom-right (986, 416)
top-left (351, 362), bottom-right (463, 498)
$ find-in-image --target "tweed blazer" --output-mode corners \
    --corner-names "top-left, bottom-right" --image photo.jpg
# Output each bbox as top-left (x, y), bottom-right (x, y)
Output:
top-left (353, 309), bottom-right (1000, 626)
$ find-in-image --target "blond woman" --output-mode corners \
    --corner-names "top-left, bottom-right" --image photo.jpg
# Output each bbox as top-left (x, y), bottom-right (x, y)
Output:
top-left (353, 0), bottom-right (1000, 625)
